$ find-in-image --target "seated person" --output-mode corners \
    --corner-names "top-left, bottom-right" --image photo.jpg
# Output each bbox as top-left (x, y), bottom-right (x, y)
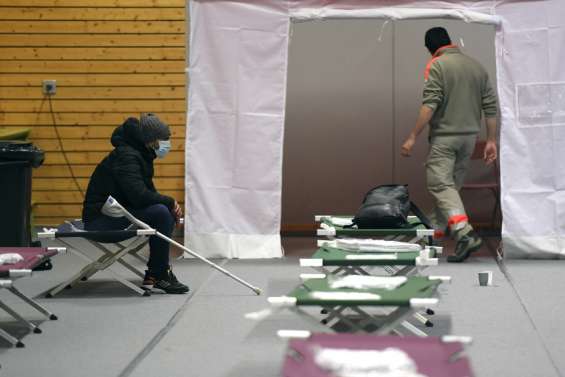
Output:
top-left (82, 113), bottom-right (188, 294)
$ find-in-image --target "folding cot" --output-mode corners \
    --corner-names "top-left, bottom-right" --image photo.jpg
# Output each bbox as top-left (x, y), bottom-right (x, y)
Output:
top-left (300, 240), bottom-right (442, 328)
top-left (267, 274), bottom-right (449, 336)
top-left (278, 331), bottom-right (474, 377)
top-left (301, 240), bottom-right (442, 277)
top-left (0, 246), bottom-right (65, 348)
top-left (316, 215), bottom-right (435, 245)
top-left (38, 220), bottom-right (155, 297)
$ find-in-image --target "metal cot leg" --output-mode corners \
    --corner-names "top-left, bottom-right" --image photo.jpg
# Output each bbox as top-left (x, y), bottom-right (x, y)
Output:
top-left (0, 299), bottom-right (41, 334)
top-left (0, 327), bottom-right (24, 348)
top-left (8, 286), bottom-right (57, 320)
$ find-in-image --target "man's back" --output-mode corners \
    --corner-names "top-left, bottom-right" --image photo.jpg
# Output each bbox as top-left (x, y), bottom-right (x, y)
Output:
top-left (423, 47), bottom-right (497, 137)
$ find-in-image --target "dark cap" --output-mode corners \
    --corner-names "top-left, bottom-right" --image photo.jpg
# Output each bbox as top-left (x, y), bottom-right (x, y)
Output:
top-left (140, 113), bottom-right (171, 143)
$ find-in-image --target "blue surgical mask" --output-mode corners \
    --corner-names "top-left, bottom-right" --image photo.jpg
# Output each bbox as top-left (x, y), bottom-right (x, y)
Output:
top-left (155, 140), bottom-right (171, 159)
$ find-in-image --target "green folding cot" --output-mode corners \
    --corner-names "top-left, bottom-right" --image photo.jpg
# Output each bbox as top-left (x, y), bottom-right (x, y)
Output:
top-left (316, 215), bottom-right (435, 245)
top-left (300, 241), bottom-right (442, 327)
top-left (267, 274), bottom-right (450, 336)
top-left (301, 240), bottom-right (442, 277)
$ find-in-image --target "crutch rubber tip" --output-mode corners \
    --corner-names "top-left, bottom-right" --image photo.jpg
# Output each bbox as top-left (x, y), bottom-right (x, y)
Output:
top-left (65, 285), bottom-right (72, 290)
top-left (33, 328), bottom-right (42, 334)
top-left (143, 291), bottom-right (151, 297)
top-left (425, 320), bottom-right (434, 328)
top-left (16, 342), bottom-right (25, 348)
top-left (81, 277), bottom-right (88, 281)
top-left (253, 288), bottom-right (262, 295)
top-left (321, 320), bottom-right (328, 325)
top-left (49, 315), bottom-right (58, 320)
top-left (426, 309), bottom-right (435, 315)
top-left (45, 293), bottom-right (53, 298)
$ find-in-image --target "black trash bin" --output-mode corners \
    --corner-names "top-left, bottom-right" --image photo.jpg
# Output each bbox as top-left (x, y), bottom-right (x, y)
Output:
top-left (0, 141), bottom-right (44, 247)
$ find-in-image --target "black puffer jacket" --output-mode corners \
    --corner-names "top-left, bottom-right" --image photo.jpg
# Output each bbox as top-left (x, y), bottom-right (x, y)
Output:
top-left (82, 117), bottom-right (175, 223)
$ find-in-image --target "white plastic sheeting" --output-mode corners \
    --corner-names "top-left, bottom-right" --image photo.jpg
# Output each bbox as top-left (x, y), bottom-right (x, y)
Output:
top-left (186, 0), bottom-right (565, 259)
top-left (290, 7), bottom-right (501, 25)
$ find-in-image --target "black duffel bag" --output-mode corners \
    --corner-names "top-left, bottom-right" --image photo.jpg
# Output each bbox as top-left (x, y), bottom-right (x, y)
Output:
top-left (349, 185), bottom-right (431, 229)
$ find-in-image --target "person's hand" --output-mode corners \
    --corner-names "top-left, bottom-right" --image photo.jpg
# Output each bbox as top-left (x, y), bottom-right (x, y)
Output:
top-left (173, 201), bottom-right (183, 223)
top-left (483, 140), bottom-right (497, 165)
top-left (401, 135), bottom-right (416, 157)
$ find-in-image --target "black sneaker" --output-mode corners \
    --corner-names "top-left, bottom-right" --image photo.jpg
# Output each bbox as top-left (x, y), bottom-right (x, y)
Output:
top-left (447, 232), bottom-right (483, 263)
top-left (167, 268), bottom-right (189, 291)
top-left (143, 269), bottom-right (189, 294)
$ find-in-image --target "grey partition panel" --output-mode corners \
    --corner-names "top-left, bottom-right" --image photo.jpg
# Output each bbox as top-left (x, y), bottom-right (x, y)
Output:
top-left (282, 19), bottom-right (498, 227)
top-left (282, 19), bottom-right (394, 225)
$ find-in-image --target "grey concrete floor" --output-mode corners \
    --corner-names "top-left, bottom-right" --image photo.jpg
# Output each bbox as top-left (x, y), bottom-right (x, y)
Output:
top-left (0, 236), bottom-right (563, 377)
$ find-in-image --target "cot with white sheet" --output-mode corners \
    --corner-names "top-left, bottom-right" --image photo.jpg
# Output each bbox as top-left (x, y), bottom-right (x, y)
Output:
top-left (300, 241), bottom-right (441, 327)
top-left (301, 240), bottom-right (442, 277)
top-left (316, 215), bottom-right (435, 245)
top-left (267, 274), bottom-right (449, 336)
top-left (279, 331), bottom-right (474, 377)
top-left (0, 246), bottom-right (65, 347)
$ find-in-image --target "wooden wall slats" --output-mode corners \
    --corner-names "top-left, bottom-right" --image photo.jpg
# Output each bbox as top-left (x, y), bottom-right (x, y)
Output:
top-left (0, 61), bottom-right (185, 73)
top-left (0, 8), bottom-right (184, 21)
top-left (1, 2), bottom-right (187, 225)
top-left (0, 125), bottom-right (185, 138)
top-left (0, 100), bottom-right (186, 112)
top-left (4, 1), bottom-right (185, 7)
top-left (0, 34), bottom-right (184, 47)
top-left (0, 87), bottom-right (185, 99)
top-left (0, 112), bottom-right (185, 125)
top-left (0, 74), bottom-right (185, 86)
top-left (1, 47), bottom-right (185, 60)
top-left (0, 20), bottom-right (185, 34)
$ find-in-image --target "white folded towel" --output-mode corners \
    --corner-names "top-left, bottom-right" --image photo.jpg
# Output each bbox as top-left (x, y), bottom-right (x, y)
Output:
top-left (0, 253), bottom-right (24, 265)
top-left (336, 239), bottom-right (422, 253)
top-left (345, 254), bottom-right (397, 260)
top-left (328, 217), bottom-right (354, 227)
top-left (330, 275), bottom-right (407, 290)
top-left (314, 347), bottom-right (427, 377)
top-left (309, 291), bottom-right (381, 301)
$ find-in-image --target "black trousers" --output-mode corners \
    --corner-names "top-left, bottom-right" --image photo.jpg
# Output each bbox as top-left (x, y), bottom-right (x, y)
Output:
top-left (85, 204), bottom-right (175, 276)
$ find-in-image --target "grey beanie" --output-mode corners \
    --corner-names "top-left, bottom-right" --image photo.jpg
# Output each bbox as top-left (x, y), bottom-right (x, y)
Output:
top-left (140, 113), bottom-right (171, 143)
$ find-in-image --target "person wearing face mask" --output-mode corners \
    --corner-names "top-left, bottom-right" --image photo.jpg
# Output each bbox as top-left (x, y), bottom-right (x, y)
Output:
top-left (82, 113), bottom-right (188, 294)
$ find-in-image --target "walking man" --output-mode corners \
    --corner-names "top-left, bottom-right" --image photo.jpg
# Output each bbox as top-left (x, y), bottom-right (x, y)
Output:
top-left (401, 27), bottom-right (498, 262)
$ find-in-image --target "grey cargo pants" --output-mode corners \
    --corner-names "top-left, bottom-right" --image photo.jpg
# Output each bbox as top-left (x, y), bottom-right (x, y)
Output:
top-left (426, 134), bottom-right (477, 240)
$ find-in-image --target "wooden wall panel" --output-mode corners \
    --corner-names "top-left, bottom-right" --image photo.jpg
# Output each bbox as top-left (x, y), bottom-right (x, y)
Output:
top-left (0, 0), bottom-right (187, 225)
top-left (0, 35), bottom-right (185, 46)
top-left (0, 74), bottom-right (186, 86)
top-left (1, 48), bottom-right (185, 60)
top-left (0, 8), bottom-right (184, 21)
top-left (0, 21), bottom-right (185, 34)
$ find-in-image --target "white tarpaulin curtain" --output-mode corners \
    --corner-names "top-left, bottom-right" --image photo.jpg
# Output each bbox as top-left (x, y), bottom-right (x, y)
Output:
top-left (186, 0), bottom-right (565, 259)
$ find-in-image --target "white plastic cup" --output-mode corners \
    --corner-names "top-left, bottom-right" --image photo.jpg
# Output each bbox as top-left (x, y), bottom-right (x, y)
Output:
top-left (478, 271), bottom-right (493, 286)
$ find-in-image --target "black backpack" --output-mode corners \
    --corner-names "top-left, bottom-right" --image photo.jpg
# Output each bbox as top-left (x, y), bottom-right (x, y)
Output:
top-left (349, 185), bottom-right (432, 229)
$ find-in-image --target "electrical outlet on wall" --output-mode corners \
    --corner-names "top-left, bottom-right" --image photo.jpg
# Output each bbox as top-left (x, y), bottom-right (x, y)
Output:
top-left (42, 80), bottom-right (56, 95)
